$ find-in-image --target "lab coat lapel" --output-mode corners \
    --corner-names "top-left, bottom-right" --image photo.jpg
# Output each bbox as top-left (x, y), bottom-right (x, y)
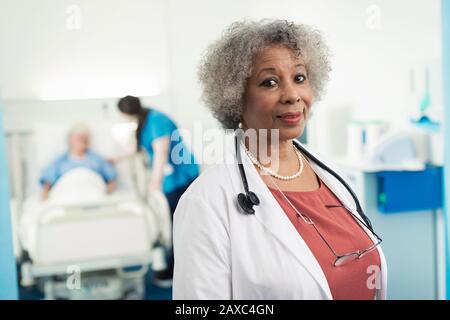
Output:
top-left (239, 143), bottom-right (333, 299)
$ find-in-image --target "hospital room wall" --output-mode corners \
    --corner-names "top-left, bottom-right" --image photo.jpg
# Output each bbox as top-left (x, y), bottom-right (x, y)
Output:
top-left (2, 96), bottom-right (172, 131)
top-left (1, 0), bottom-right (442, 149)
top-left (0, 101), bottom-right (19, 299)
top-left (164, 0), bottom-right (442, 158)
top-left (0, 0), bottom-right (175, 131)
top-left (0, 0), bottom-right (170, 102)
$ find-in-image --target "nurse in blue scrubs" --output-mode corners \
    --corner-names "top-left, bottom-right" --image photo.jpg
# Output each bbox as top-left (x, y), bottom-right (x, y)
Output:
top-left (117, 95), bottom-right (199, 287)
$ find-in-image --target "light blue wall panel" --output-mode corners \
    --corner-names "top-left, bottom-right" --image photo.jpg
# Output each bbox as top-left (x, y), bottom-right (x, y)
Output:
top-left (442, 0), bottom-right (450, 300)
top-left (0, 101), bottom-right (18, 299)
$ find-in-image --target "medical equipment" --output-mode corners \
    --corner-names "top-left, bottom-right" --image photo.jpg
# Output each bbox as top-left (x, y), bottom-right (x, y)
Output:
top-left (235, 136), bottom-right (260, 215)
top-left (234, 135), bottom-right (375, 231)
top-left (346, 120), bottom-right (389, 161)
top-left (366, 130), bottom-right (428, 171)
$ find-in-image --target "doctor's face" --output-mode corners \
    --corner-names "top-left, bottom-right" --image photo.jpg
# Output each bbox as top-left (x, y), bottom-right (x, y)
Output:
top-left (242, 45), bottom-right (313, 142)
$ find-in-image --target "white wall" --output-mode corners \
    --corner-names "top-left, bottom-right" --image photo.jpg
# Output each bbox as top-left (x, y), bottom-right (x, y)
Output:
top-left (164, 0), bottom-right (443, 156)
top-left (1, 0), bottom-right (443, 154)
top-left (0, 0), bottom-right (170, 101)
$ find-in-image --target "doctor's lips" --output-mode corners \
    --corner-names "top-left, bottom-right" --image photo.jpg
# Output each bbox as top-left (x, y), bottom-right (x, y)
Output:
top-left (276, 111), bottom-right (302, 125)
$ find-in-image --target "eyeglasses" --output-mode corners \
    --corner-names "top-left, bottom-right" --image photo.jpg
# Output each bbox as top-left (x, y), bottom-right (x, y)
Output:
top-left (297, 209), bottom-right (382, 267)
top-left (267, 174), bottom-right (383, 267)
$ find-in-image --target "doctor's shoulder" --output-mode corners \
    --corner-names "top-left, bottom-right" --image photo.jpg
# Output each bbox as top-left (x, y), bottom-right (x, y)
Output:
top-left (179, 163), bottom-right (233, 204)
top-left (174, 163), bottom-right (236, 222)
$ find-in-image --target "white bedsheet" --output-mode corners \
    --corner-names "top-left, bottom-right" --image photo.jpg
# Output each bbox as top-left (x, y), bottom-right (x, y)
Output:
top-left (19, 168), bottom-right (161, 264)
top-left (47, 167), bottom-right (108, 203)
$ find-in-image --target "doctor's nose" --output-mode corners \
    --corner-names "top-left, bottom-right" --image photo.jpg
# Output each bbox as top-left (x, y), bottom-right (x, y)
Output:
top-left (280, 83), bottom-right (301, 105)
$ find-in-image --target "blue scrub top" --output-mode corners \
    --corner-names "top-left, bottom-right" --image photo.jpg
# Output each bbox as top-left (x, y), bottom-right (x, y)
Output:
top-left (39, 150), bottom-right (117, 186)
top-left (139, 109), bottom-right (199, 194)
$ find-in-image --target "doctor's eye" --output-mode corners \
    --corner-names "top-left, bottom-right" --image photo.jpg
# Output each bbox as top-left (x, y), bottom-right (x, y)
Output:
top-left (295, 74), bottom-right (307, 84)
top-left (260, 78), bottom-right (278, 88)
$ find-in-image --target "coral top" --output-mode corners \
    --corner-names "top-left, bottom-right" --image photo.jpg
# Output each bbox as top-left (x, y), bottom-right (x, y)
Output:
top-left (269, 178), bottom-right (381, 300)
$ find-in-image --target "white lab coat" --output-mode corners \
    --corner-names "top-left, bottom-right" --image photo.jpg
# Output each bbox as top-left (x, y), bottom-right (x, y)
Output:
top-left (173, 137), bottom-right (387, 300)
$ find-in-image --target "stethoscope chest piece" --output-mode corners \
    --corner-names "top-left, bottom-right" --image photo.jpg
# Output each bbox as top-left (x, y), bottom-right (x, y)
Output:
top-left (238, 191), bottom-right (260, 215)
top-left (248, 191), bottom-right (260, 206)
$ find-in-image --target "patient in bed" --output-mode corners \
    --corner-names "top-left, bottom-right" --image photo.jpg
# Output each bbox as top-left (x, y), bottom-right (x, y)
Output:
top-left (39, 123), bottom-right (117, 200)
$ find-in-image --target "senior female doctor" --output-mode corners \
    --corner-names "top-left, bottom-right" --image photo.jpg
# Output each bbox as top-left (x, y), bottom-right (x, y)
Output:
top-left (173, 19), bottom-right (387, 300)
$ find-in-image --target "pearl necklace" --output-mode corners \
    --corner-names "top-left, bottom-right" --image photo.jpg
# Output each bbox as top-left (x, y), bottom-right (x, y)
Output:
top-left (241, 142), bottom-right (304, 181)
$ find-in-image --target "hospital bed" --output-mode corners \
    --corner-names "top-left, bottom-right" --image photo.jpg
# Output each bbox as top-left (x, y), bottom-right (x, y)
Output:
top-left (8, 122), bottom-right (172, 299)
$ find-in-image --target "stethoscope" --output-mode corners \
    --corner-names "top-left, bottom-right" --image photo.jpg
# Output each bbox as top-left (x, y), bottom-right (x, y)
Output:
top-left (235, 135), bottom-right (374, 232)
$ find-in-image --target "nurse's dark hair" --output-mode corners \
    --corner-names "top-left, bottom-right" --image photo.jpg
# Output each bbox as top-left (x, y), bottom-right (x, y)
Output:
top-left (118, 95), bottom-right (150, 152)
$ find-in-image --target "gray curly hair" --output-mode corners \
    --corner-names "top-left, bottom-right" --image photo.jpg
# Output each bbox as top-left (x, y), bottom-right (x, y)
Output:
top-left (198, 19), bottom-right (332, 129)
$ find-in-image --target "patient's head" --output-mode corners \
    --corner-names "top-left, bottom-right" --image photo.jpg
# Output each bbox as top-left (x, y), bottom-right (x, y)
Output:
top-left (68, 123), bottom-right (91, 156)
